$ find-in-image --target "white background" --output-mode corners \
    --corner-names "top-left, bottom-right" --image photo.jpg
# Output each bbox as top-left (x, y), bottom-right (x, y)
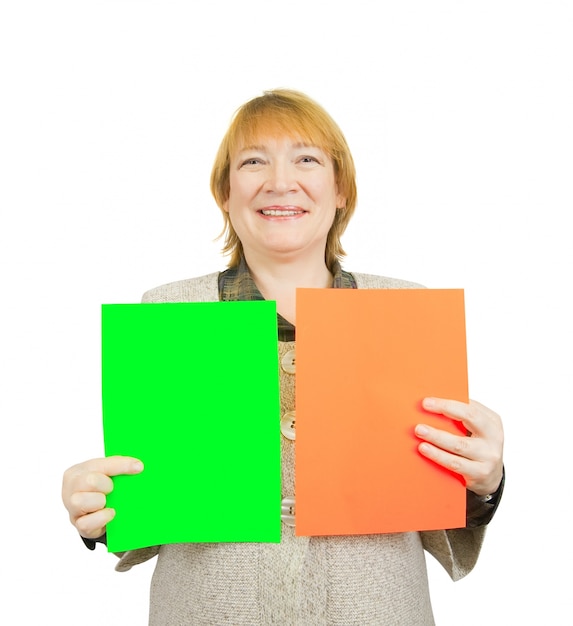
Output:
top-left (1, 1), bottom-right (571, 624)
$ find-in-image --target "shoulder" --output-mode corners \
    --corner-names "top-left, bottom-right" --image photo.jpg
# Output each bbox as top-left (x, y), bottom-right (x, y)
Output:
top-left (141, 272), bottom-right (220, 303)
top-left (350, 272), bottom-right (425, 290)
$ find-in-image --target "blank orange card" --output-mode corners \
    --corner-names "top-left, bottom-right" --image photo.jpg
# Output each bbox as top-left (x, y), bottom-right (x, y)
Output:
top-left (295, 288), bottom-right (468, 536)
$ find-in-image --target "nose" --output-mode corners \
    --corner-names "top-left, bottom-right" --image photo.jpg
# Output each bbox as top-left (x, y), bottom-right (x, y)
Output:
top-left (264, 160), bottom-right (297, 195)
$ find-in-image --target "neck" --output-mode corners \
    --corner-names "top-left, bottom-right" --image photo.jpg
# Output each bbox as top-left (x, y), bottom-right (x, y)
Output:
top-left (243, 250), bottom-right (333, 325)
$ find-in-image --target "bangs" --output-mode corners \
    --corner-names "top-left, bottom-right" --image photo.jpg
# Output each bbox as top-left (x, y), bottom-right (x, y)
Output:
top-left (227, 108), bottom-right (335, 158)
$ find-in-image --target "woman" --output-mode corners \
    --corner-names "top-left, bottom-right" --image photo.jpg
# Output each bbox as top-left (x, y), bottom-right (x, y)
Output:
top-left (62, 89), bottom-right (504, 625)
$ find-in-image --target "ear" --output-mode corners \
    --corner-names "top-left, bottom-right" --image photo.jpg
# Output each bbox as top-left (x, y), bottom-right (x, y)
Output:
top-left (222, 198), bottom-right (229, 213)
top-left (336, 190), bottom-right (347, 210)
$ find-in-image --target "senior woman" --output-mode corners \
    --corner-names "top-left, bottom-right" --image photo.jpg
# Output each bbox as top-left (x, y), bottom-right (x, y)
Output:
top-left (62, 89), bottom-right (504, 625)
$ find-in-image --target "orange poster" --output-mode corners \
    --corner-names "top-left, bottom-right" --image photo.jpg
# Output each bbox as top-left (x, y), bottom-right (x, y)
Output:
top-left (295, 288), bottom-right (468, 536)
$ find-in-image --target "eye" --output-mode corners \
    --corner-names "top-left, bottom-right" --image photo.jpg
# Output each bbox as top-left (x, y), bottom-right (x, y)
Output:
top-left (240, 157), bottom-right (264, 167)
top-left (297, 155), bottom-right (321, 166)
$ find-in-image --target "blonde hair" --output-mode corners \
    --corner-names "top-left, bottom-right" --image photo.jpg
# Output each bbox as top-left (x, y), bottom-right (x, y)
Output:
top-left (210, 89), bottom-right (357, 269)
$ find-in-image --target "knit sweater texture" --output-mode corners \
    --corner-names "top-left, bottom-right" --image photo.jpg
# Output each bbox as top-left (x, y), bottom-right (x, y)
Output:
top-left (114, 271), bottom-right (486, 625)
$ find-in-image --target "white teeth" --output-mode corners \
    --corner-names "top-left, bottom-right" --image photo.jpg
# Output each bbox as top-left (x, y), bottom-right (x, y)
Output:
top-left (261, 209), bottom-right (303, 216)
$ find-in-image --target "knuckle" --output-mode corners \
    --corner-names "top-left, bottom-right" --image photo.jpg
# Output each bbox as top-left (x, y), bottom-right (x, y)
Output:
top-left (69, 491), bottom-right (106, 517)
top-left (69, 492), bottom-right (89, 516)
top-left (64, 462), bottom-right (82, 478)
top-left (62, 465), bottom-right (81, 492)
top-left (474, 465), bottom-right (490, 485)
top-left (85, 471), bottom-right (98, 489)
top-left (448, 457), bottom-right (462, 472)
top-left (483, 439), bottom-right (503, 465)
top-left (452, 437), bottom-right (471, 455)
top-left (75, 508), bottom-right (110, 537)
top-left (490, 447), bottom-right (503, 467)
top-left (75, 515), bottom-right (96, 537)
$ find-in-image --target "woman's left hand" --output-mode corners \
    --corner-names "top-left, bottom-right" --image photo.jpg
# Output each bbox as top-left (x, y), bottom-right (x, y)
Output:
top-left (414, 398), bottom-right (504, 496)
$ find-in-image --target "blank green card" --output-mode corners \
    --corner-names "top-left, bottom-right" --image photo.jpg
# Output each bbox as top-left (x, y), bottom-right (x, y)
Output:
top-left (101, 301), bottom-right (281, 552)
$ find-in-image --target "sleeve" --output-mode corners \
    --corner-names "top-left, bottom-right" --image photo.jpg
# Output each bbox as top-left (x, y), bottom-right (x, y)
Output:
top-left (423, 468), bottom-right (505, 581)
top-left (79, 532), bottom-right (160, 572)
top-left (465, 468), bottom-right (505, 528)
top-left (421, 526), bottom-right (486, 581)
top-left (81, 533), bottom-right (107, 551)
top-left (114, 546), bottom-right (161, 572)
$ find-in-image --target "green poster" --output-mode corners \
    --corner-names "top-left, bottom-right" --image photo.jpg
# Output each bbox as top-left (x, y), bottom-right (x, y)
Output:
top-left (101, 301), bottom-right (281, 552)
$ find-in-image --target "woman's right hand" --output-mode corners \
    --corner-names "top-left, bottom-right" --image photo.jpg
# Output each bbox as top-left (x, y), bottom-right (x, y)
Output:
top-left (62, 456), bottom-right (144, 539)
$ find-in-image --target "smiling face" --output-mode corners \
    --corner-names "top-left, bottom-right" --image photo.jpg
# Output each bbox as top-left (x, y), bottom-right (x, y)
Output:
top-left (224, 135), bottom-right (346, 264)
top-left (211, 90), bottom-right (357, 269)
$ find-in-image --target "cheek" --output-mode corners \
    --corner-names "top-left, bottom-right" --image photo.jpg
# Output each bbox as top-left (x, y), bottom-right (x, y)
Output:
top-left (225, 190), bottom-right (243, 215)
top-left (227, 175), bottom-right (256, 210)
top-left (316, 170), bottom-right (340, 205)
top-left (316, 180), bottom-right (342, 213)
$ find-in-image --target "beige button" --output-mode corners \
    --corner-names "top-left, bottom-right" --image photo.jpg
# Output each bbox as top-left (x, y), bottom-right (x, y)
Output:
top-left (280, 411), bottom-right (296, 440)
top-left (280, 349), bottom-right (296, 374)
top-left (281, 496), bottom-right (296, 527)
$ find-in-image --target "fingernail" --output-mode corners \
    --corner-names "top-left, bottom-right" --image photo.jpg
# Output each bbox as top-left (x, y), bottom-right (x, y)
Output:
top-left (133, 461), bottom-right (144, 472)
top-left (416, 425), bottom-right (429, 436)
top-left (423, 398), bottom-right (436, 409)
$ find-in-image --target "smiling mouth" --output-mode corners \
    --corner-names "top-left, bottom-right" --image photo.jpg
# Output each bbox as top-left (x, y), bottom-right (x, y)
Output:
top-left (259, 208), bottom-right (306, 216)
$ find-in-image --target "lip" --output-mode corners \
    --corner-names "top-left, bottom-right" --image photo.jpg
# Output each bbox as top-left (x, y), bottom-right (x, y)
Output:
top-left (257, 205), bottom-right (307, 218)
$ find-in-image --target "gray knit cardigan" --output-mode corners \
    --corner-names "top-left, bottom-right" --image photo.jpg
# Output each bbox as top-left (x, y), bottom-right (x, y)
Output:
top-left (115, 271), bottom-right (486, 626)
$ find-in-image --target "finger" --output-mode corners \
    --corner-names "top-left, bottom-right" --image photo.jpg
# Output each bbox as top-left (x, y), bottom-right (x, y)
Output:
top-left (422, 397), bottom-right (502, 439)
top-left (62, 456), bottom-right (144, 508)
top-left (414, 424), bottom-right (483, 462)
top-left (68, 491), bottom-right (107, 522)
top-left (418, 439), bottom-right (503, 495)
top-left (75, 507), bottom-right (116, 539)
top-left (78, 456), bottom-right (144, 478)
top-left (417, 440), bottom-right (471, 481)
top-left (98, 455), bottom-right (144, 476)
top-left (67, 471), bottom-right (114, 497)
top-left (416, 425), bottom-right (504, 495)
top-left (422, 397), bottom-right (468, 420)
